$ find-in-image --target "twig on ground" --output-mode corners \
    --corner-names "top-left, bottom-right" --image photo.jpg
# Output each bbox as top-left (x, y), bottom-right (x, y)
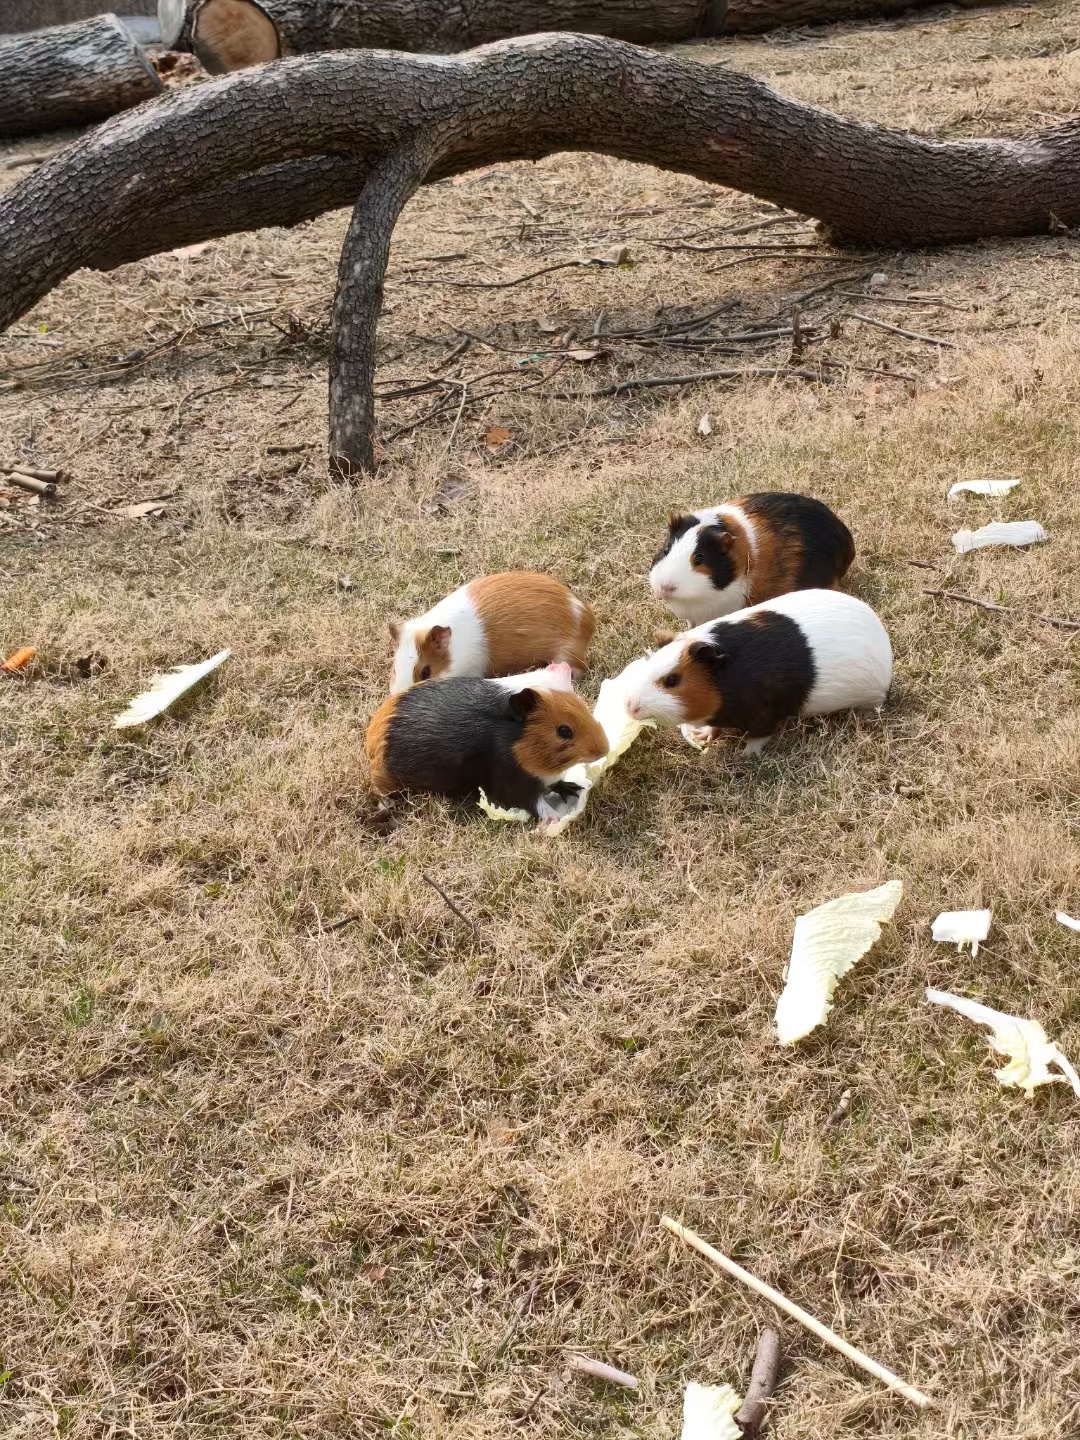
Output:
top-left (923, 588), bottom-right (1080, 632)
top-left (660, 1216), bottom-right (934, 1410)
top-left (835, 291), bottom-right (971, 311)
top-left (430, 336), bottom-right (472, 372)
top-left (735, 1328), bottom-right (782, 1437)
top-left (554, 366), bottom-right (829, 400)
top-left (823, 1087), bottom-right (853, 1132)
top-left (782, 271), bottom-right (875, 311)
top-left (321, 914), bottom-right (360, 933)
top-left (401, 260), bottom-right (588, 290)
top-left (906, 559), bottom-right (940, 570)
top-left (568, 1355), bottom-right (639, 1389)
top-left (846, 311), bottom-right (957, 348)
top-left (5, 472), bottom-right (57, 498)
top-left (422, 871), bottom-right (480, 934)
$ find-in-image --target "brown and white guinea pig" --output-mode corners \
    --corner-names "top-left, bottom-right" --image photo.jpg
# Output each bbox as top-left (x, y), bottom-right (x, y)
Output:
top-left (389, 572), bottom-right (595, 694)
top-left (648, 492), bottom-right (855, 626)
top-left (622, 589), bottom-right (892, 756)
top-left (366, 671), bottom-right (608, 818)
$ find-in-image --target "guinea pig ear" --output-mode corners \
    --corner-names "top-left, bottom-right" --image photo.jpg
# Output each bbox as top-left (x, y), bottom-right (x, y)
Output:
top-left (653, 629), bottom-right (678, 647)
top-left (427, 624), bottom-right (452, 654)
top-left (687, 639), bottom-right (727, 665)
top-left (507, 687), bottom-right (540, 721)
top-left (668, 513), bottom-right (688, 532)
top-left (388, 619), bottom-right (402, 644)
top-left (699, 523), bottom-right (735, 552)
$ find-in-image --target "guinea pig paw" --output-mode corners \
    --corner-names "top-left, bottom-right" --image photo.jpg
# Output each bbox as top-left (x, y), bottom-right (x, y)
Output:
top-left (680, 724), bottom-right (716, 752)
top-left (742, 736), bottom-right (770, 757)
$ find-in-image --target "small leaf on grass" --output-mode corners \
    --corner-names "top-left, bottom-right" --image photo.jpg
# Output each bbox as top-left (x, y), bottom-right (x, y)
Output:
top-left (697, 412), bottom-right (714, 436)
top-left (485, 424), bottom-right (513, 451)
top-left (566, 349), bottom-right (601, 363)
top-left (119, 499), bottom-right (167, 520)
top-left (537, 318), bottom-right (559, 333)
top-left (591, 244), bottom-right (632, 267)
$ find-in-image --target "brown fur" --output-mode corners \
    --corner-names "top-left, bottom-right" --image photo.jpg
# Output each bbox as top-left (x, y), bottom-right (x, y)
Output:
top-left (471, 573), bottom-right (595, 675)
top-left (364, 694), bottom-right (402, 794)
top-left (741, 507), bottom-right (804, 604)
top-left (511, 691), bottom-right (608, 782)
top-left (412, 624), bottom-right (452, 684)
top-left (670, 643), bottom-right (725, 725)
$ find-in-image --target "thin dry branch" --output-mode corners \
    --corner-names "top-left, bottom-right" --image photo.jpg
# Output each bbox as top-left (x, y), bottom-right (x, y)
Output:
top-left (735, 1327), bottom-right (782, 1436)
top-left (923, 588), bottom-right (1080, 632)
top-left (845, 310), bottom-right (958, 348)
top-left (554, 365), bottom-right (829, 399)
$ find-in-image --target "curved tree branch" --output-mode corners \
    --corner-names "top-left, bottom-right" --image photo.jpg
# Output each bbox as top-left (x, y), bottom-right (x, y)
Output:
top-left (2, 33), bottom-right (1079, 473)
top-left (329, 138), bottom-right (434, 475)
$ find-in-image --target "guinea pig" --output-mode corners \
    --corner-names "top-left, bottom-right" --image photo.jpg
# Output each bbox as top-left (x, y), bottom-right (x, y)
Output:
top-left (622, 588), bottom-right (891, 755)
top-left (389, 572), bottom-right (595, 694)
top-left (648, 492), bottom-right (855, 626)
top-left (366, 673), bottom-right (608, 818)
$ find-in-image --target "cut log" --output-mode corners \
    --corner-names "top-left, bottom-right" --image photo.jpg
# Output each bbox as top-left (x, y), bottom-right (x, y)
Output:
top-left (0, 14), bottom-right (164, 138)
top-left (160, 0), bottom-right (1005, 70)
top-left (2, 34), bottom-right (1079, 470)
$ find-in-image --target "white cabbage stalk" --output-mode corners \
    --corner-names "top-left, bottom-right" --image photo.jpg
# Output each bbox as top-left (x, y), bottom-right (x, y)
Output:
top-left (951, 521), bottom-right (1046, 553)
top-left (948, 479), bottom-right (1020, 498)
top-left (680, 1382), bottom-right (743, 1440)
top-left (1056, 912), bottom-right (1080, 934)
top-left (775, 881), bottom-right (903, 1045)
top-left (931, 908), bottom-right (991, 957)
top-left (113, 649), bottom-right (230, 729)
top-left (926, 988), bottom-right (1080, 1098)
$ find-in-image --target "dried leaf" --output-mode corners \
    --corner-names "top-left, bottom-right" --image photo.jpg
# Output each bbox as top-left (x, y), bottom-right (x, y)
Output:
top-left (774, 881), bottom-right (904, 1045)
top-left (113, 649), bottom-right (231, 729)
top-left (566, 349), bottom-right (601, 363)
top-left (592, 245), bottom-right (632, 267)
top-left (1, 646), bottom-right (36, 674)
top-left (951, 521), bottom-right (1046, 553)
top-left (119, 499), bottom-right (167, 520)
top-left (486, 1118), bottom-right (519, 1145)
top-left (926, 988), bottom-right (1080, 1098)
top-left (697, 412), bottom-right (714, 436)
top-left (169, 241), bottom-right (211, 258)
top-left (537, 318), bottom-right (559, 333)
top-left (485, 425), bottom-right (513, 451)
top-left (948, 479), bottom-right (1020, 499)
top-left (361, 1263), bottom-right (388, 1283)
top-left (680, 1383), bottom-right (743, 1440)
top-left (931, 908), bottom-right (991, 957)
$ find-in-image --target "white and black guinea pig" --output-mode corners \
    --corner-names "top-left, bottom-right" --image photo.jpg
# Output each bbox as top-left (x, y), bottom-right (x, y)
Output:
top-left (622, 589), bottom-right (892, 755)
top-left (366, 674), bottom-right (608, 818)
top-left (389, 572), bottom-right (595, 694)
top-left (649, 492), bottom-right (855, 625)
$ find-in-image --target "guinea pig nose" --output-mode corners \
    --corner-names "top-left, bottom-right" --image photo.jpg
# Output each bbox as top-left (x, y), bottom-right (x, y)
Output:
top-left (658, 582), bottom-right (677, 598)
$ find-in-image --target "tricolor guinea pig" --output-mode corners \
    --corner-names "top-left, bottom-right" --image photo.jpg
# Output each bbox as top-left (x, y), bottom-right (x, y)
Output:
top-left (366, 672), bottom-right (608, 818)
top-left (389, 572), bottom-right (595, 694)
top-left (622, 589), bottom-right (891, 755)
top-left (649, 492), bottom-right (855, 626)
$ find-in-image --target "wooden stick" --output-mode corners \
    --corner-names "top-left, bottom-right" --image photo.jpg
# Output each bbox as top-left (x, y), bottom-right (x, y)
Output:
top-left (735, 1327), bottom-right (781, 1436)
top-left (422, 870), bottom-right (479, 934)
top-left (568, 1354), bottom-right (639, 1389)
top-left (554, 366), bottom-right (829, 400)
top-left (923, 588), bottom-right (1080, 632)
top-left (846, 310), bottom-right (957, 348)
top-left (5, 471), bottom-right (56, 498)
top-left (9, 466), bottom-right (62, 482)
top-left (660, 1217), bottom-right (933, 1410)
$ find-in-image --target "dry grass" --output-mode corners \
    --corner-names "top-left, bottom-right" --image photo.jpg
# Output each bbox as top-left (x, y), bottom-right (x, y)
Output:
top-left (3, 3), bottom-right (1080, 1436)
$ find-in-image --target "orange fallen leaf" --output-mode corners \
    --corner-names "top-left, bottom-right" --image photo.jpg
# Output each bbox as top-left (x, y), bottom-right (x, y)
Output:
top-left (2, 646), bottom-right (36, 673)
top-left (485, 425), bottom-right (513, 450)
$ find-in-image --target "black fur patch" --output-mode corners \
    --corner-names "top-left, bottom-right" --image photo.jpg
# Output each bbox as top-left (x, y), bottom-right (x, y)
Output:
top-left (651, 513), bottom-right (698, 570)
top-left (692, 610), bottom-right (816, 740)
top-left (744, 492), bottom-right (855, 587)
top-left (383, 677), bottom-right (547, 814)
top-left (691, 523), bottom-right (738, 591)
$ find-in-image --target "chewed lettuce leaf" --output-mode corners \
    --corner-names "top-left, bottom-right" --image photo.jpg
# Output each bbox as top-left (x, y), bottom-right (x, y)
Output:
top-left (926, 988), bottom-right (1080, 1099)
top-left (774, 881), bottom-right (903, 1045)
top-left (680, 1382), bottom-right (743, 1440)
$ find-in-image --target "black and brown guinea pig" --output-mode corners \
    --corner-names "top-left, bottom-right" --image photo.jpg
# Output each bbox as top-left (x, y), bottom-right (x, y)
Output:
top-left (648, 492), bottom-right (855, 625)
top-left (366, 671), bottom-right (608, 819)
top-left (622, 588), bottom-right (892, 755)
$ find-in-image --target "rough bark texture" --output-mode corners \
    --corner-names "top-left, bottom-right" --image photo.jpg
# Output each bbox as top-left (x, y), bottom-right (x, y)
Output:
top-left (735, 1327), bottom-right (781, 1436)
top-left (2, 1), bottom-right (155, 33)
top-left (0, 13), bottom-right (163, 137)
top-left (162, 0), bottom-right (1001, 70)
top-left (329, 140), bottom-right (433, 474)
top-left (3, 33), bottom-right (1079, 471)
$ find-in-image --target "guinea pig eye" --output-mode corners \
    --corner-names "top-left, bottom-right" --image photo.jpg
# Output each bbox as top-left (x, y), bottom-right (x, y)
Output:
top-left (419, 665), bottom-right (432, 681)
top-left (556, 724), bottom-right (574, 741)
top-left (662, 672), bottom-right (681, 688)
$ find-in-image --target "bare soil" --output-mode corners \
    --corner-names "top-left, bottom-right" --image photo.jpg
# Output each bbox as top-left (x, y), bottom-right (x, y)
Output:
top-left (2, 4), bottom-right (1079, 1437)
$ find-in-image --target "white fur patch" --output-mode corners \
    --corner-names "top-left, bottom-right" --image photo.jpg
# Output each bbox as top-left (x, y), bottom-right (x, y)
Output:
top-left (390, 583), bottom-right (487, 693)
top-left (648, 505), bottom-right (750, 624)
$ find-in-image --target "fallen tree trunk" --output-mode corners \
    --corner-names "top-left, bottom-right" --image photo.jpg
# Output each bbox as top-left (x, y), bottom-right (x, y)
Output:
top-left (160, 0), bottom-right (1002, 71)
top-left (0, 14), bottom-right (164, 137)
top-left (2, 34), bottom-right (1078, 470)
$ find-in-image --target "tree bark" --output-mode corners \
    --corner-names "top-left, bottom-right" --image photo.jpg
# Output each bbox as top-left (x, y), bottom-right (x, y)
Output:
top-left (2, 34), bottom-right (1079, 470)
top-left (329, 139), bottom-right (433, 475)
top-left (160, 0), bottom-right (1001, 71)
top-left (0, 14), bottom-right (164, 138)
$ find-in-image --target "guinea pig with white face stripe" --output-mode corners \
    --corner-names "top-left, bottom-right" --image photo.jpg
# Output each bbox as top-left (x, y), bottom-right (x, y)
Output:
top-left (622, 589), bottom-right (892, 755)
top-left (648, 492), bottom-right (855, 626)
